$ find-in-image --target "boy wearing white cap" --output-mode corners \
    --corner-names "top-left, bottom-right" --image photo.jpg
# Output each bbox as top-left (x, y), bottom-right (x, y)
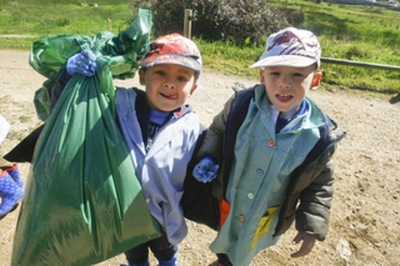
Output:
top-left (56, 33), bottom-right (204, 266)
top-left (193, 27), bottom-right (346, 265)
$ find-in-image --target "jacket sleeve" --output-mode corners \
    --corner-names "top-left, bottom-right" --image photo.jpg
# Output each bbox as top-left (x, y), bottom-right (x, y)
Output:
top-left (295, 145), bottom-right (337, 241)
top-left (196, 94), bottom-right (236, 163)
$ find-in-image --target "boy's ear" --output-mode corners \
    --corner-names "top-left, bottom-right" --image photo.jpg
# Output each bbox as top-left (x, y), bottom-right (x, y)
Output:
top-left (259, 69), bottom-right (265, 83)
top-left (138, 69), bottom-right (146, 85)
top-left (189, 83), bottom-right (198, 96)
top-left (310, 71), bottom-right (323, 91)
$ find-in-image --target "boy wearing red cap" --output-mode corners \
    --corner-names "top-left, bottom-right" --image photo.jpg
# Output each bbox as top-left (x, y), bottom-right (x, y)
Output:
top-left (60, 33), bottom-right (204, 266)
top-left (193, 27), bottom-right (346, 265)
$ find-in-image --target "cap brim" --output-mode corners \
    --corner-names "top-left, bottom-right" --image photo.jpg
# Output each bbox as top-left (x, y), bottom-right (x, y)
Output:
top-left (142, 54), bottom-right (201, 72)
top-left (249, 55), bottom-right (318, 69)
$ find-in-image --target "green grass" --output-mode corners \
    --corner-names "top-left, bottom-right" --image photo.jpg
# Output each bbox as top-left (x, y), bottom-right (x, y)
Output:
top-left (0, 1), bottom-right (133, 41)
top-left (1, 0), bottom-right (400, 94)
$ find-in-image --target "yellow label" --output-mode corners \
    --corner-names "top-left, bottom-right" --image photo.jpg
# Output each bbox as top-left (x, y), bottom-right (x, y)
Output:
top-left (250, 206), bottom-right (279, 250)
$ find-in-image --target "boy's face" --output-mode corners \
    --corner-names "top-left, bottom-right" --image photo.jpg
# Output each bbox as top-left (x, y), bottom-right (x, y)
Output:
top-left (260, 64), bottom-right (322, 113)
top-left (139, 64), bottom-right (198, 112)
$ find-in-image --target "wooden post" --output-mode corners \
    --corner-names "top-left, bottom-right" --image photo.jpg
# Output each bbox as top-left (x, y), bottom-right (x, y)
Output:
top-left (183, 9), bottom-right (192, 39)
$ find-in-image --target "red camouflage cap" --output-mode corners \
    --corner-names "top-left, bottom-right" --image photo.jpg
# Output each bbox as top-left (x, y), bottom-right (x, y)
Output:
top-left (141, 33), bottom-right (202, 72)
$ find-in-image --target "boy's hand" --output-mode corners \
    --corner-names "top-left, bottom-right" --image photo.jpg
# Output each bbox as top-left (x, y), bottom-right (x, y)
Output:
top-left (193, 156), bottom-right (219, 183)
top-left (0, 164), bottom-right (24, 219)
top-left (290, 231), bottom-right (316, 258)
top-left (66, 50), bottom-right (98, 77)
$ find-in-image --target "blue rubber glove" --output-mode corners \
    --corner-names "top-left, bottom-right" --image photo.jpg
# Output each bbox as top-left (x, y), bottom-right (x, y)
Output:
top-left (0, 164), bottom-right (24, 219)
top-left (66, 50), bottom-right (98, 77)
top-left (193, 156), bottom-right (219, 183)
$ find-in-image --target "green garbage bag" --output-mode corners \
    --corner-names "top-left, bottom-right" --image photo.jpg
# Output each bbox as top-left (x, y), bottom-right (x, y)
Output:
top-left (30, 9), bottom-right (152, 121)
top-left (11, 9), bottom-right (163, 266)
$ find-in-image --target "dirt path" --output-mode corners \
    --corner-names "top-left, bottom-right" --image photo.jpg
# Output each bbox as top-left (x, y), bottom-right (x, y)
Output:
top-left (1, 50), bottom-right (399, 266)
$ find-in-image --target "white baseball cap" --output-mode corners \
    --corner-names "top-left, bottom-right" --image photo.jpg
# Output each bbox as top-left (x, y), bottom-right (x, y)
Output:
top-left (249, 27), bottom-right (321, 69)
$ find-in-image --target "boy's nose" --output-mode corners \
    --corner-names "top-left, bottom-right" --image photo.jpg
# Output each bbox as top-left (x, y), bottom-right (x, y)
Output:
top-left (278, 75), bottom-right (291, 88)
top-left (163, 81), bottom-right (176, 89)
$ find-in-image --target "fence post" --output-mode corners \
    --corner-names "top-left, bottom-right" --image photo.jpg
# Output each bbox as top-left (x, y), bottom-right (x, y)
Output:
top-left (183, 9), bottom-right (192, 39)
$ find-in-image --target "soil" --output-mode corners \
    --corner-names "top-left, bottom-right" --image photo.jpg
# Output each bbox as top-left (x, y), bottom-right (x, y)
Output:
top-left (0, 50), bottom-right (399, 266)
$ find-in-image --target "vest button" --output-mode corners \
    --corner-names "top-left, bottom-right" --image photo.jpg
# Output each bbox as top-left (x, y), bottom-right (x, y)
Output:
top-left (268, 139), bottom-right (275, 147)
top-left (256, 168), bottom-right (264, 175)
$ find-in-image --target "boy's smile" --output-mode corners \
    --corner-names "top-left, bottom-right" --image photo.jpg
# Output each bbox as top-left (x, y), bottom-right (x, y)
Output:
top-left (160, 92), bottom-right (177, 100)
top-left (276, 94), bottom-right (293, 102)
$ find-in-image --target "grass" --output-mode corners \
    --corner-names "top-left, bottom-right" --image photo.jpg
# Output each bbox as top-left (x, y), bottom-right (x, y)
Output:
top-left (0, 1), bottom-right (132, 37)
top-left (1, 0), bottom-right (400, 95)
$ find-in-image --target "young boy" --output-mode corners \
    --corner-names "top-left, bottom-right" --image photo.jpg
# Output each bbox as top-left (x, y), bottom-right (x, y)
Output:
top-left (60, 33), bottom-right (204, 266)
top-left (193, 27), bottom-right (346, 266)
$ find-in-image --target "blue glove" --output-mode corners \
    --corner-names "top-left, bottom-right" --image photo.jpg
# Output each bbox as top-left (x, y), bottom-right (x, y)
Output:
top-left (66, 50), bottom-right (98, 77)
top-left (0, 164), bottom-right (24, 219)
top-left (193, 156), bottom-right (219, 183)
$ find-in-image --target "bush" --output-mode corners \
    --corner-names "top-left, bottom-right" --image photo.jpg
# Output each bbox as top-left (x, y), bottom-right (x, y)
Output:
top-left (129, 0), bottom-right (300, 45)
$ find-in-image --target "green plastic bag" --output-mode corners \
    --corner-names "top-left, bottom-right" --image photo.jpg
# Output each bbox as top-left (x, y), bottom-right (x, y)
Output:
top-left (30, 9), bottom-right (152, 121)
top-left (11, 9), bottom-right (163, 266)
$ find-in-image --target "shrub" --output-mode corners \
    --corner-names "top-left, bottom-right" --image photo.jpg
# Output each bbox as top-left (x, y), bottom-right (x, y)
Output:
top-left (129, 0), bottom-right (299, 45)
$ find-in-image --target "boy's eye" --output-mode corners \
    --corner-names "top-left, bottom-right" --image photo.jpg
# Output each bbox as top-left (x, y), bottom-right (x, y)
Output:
top-left (177, 75), bottom-right (188, 82)
top-left (154, 70), bottom-right (166, 76)
top-left (293, 72), bottom-right (304, 77)
top-left (269, 71), bottom-right (280, 76)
